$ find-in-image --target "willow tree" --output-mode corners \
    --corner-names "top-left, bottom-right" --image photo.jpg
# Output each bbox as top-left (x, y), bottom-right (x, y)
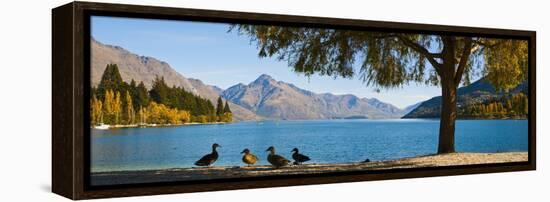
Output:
top-left (232, 25), bottom-right (528, 154)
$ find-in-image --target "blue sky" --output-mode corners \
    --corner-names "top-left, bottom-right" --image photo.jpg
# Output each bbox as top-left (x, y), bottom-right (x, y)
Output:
top-left (91, 16), bottom-right (442, 108)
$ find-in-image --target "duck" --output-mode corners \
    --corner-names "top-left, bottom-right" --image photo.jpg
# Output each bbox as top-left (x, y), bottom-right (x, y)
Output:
top-left (291, 148), bottom-right (311, 165)
top-left (194, 143), bottom-right (221, 167)
top-left (241, 148), bottom-right (258, 166)
top-left (266, 146), bottom-right (290, 169)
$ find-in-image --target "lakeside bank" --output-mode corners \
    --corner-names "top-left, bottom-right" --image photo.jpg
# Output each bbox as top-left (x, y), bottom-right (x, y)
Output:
top-left (91, 152), bottom-right (527, 185)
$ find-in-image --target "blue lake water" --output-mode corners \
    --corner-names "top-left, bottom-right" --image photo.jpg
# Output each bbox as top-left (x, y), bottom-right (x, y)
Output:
top-left (91, 119), bottom-right (528, 172)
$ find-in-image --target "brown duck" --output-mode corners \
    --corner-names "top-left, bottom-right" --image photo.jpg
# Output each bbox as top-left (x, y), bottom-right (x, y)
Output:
top-left (291, 148), bottom-right (311, 165)
top-left (241, 148), bottom-right (258, 166)
top-left (194, 143), bottom-right (221, 167)
top-left (266, 146), bottom-right (290, 168)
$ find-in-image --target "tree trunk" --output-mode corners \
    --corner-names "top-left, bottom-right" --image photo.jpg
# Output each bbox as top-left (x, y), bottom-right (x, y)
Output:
top-left (438, 76), bottom-right (458, 154)
top-left (436, 37), bottom-right (460, 154)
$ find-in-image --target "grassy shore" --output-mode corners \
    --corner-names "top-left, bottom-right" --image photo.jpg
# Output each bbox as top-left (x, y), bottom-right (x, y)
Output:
top-left (91, 152), bottom-right (527, 186)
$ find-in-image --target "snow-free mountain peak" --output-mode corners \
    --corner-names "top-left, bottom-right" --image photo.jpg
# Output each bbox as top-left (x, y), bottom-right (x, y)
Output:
top-left (222, 74), bottom-right (405, 119)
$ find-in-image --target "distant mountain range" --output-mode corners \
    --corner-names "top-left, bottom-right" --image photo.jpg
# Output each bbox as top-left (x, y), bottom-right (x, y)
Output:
top-left (91, 39), bottom-right (408, 121)
top-left (222, 74), bottom-right (405, 119)
top-left (403, 78), bottom-right (528, 118)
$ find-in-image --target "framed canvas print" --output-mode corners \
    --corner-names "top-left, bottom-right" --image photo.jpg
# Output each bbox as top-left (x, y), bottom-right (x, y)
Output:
top-left (52, 1), bottom-right (536, 200)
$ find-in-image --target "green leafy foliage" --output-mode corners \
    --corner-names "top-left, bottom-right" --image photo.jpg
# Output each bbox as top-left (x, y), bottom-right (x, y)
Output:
top-left (231, 25), bottom-right (528, 90)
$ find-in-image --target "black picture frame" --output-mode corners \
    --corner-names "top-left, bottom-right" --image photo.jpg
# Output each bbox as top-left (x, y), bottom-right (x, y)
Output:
top-left (52, 1), bottom-right (536, 200)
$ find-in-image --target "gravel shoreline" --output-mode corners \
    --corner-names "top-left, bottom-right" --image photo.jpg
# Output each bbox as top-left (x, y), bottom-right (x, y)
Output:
top-left (91, 152), bottom-right (527, 186)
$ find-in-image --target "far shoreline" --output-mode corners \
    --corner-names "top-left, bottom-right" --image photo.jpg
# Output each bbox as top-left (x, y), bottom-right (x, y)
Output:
top-left (91, 118), bottom-right (528, 130)
top-left (401, 117), bottom-right (528, 120)
top-left (91, 121), bottom-right (229, 130)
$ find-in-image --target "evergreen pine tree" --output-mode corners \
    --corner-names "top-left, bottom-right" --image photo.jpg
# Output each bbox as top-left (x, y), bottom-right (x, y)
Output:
top-left (206, 100), bottom-right (215, 116)
top-left (223, 101), bottom-right (232, 113)
top-left (216, 96), bottom-right (224, 116)
top-left (129, 79), bottom-right (139, 109)
top-left (136, 81), bottom-right (149, 108)
top-left (149, 76), bottom-right (170, 105)
top-left (97, 64), bottom-right (126, 99)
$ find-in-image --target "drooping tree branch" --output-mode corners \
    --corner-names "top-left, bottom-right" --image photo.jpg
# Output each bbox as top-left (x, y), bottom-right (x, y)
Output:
top-left (395, 35), bottom-right (443, 74)
top-left (454, 38), bottom-right (473, 85)
top-left (232, 24), bottom-right (527, 91)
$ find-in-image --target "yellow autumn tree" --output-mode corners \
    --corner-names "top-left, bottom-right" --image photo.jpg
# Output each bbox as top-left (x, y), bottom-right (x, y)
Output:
top-left (146, 101), bottom-right (164, 124)
top-left (124, 91), bottom-right (135, 124)
top-left (103, 90), bottom-right (115, 124)
top-left (220, 112), bottom-right (233, 123)
top-left (114, 91), bottom-right (122, 124)
top-left (91, 95), bottom-right (103, 125)
top-left (178, 110), bottom-right (191, 123)
top-left (167, 108), bottom-right (179, 124)
top-left (128, 101), bottom-right (192, 125)
top-left (138, 105), bottom-right (148, 124)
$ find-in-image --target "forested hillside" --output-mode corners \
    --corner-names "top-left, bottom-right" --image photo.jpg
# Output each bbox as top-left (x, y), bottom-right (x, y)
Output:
top-left (403, 78), bottom-right (528, 119)
top-left (90, 64), bottom-right (232, 126)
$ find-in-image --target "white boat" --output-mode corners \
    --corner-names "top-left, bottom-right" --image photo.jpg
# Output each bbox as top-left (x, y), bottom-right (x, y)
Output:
top-left (94, 123), bottom-right (110, 130)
